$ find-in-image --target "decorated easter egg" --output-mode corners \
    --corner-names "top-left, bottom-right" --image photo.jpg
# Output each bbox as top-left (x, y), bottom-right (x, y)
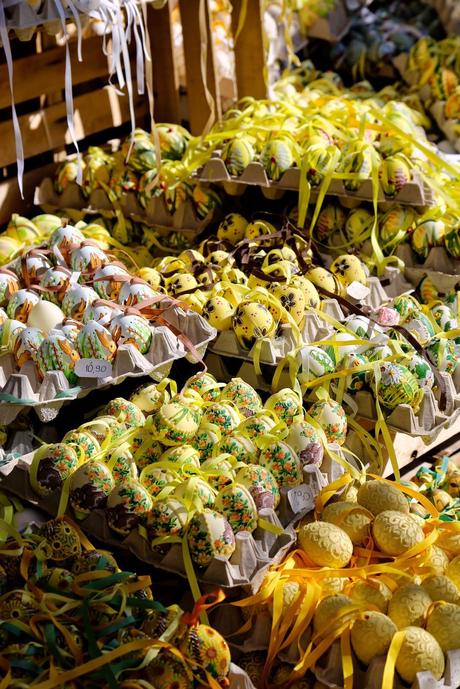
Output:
top-left (260, 138), bottom-right (295, 181)
top-left (268, 283), bottom-right (306, 325)
top-left (106, 478), bottom-right (153, 535)
top-left (37, 333), bottom-right (80, 383)
top-left (221, 137), bottom-right (255, 176)
top-left (174, 477), bottom-right (215, 509)
top-left (217, 213), bottom-right (248, 244)
top-left (39, 266), bottom-right (72, 305)
top-left (7, 289), bottom-right (40, 323)
top-left (373, 510), bottom-right (424, 555)
top-left (445, 225), bottom-right (460, 258)
top-left (161, 445), bottom-right (201, 468)
top-left (239, 412), bottom-right (277, 439)
top-left (183, 372), bottom-right (221, 402)
top-left (330, 254), bottom-right (368, 289)
top-left (105, 397), bottom-right (145, 429)
top-left (32, 443), bottom-right (79, 496)
top-left (446, 555), bottom-right (460, 588)
top-left (57, 318), bottom-right (83, 343)
top-left (137, 267), bottom-right (162, 290)
top-left (147, 498), bottom-right (189, 538)
top-left (202, 296), bottom-right (235, 331)
top-left (12, 326), bottom-right (44, 367)
top-left (153, 400), bottom-right (201, 445)
top-left (49, 224), bottom-right (85, 259)
top-left (395, 627), bottom-right (444, 683)
top-left (351, 612), bottom-right (397, 665)
top-left (139, 465), bottom-right (175, 498)
top-left (0, 318), bottom-right (25, 350)
top-left (63, 429), bottom-right (100, 461)
top-left (258, 441), bottom-right (302, 487)
top-left (308, 399), bottom-right (347, 445)
top-left (236, 464), bottom-right (280, 509)
top-left (130, 383), bottom-right (166, 414)
top-left (343, 208), bottom-right (373, 244)
top-left (407, 353), bottom-right (435, 389)
top-left (286, 420), bottom-right (324, 466)
top-left (286, 278), bottom-right (318, 312)
top-left (144, 651), bottom-right (193, 689)
top-left (392, 294), bottom-right (421, 321)
top-left (214, 483), bottom-right (258, 533)
top-left (37, 519), bottom-right (82, 561)
top-left (93, 264), bottom-right (130, 301)
top-left (350, 578), bottom-right (392, 613)
top-left (83, 300), bottom-right (122, 328)
top-left (191, 425), bottom-right (221, 461)
top-left (186, 509), bottom-right (235, 566)
top-left (426, 602), bottom-right (460, 652)
top-left (202, 401), bottom-right (241, 435)
top-left (77, 321), bottom-right (117, 361)
top-left (299, 522), bottom-right (353, 567)
top-left (422, 574), bottom-right (460, 604)
top-left (379, 205), bottom-right (416, 246)
top-left (338, 352), bottom-right (368, 393)
top-left (68, 460), bottom-right (115, 515)
top-left (166, 273), bottom-right (198, 296)
top-left (118, 278), bottom-right (158, 307)
top-left (427, 338), bottom-right (457, 374)
top-left (264, 388), bottom-right (303, 425)
top-left (217, 433), bottom-right (257, 464)
top-left (322, 501), bottom-right (372, 545)
top-left (219, 378), bottom-right (262, 417)
top-left (357, 480), bottom-right (409, 516)
top-left (316, 203), bottom-right (346, 239)
top-left (299, 346), bottom-right (335, 383)
top-left (411, 220), bottom-right (445, 260)
top-left (431, 303), bottom-right (457, 332)
top-left (313, 594), bottom-right (353, 636)
top-left (233, 302), bottom-right (276, 349)
top-left (14, 250), bottom-right (51, 284)
top-left (376, 362), bottom-right (423, 410)
top-left (0, 269), bottom-right (20, 307)
top-left (69, 242), bottom-right (107, 274)
top-left (132, 436), bottom-right (163, 470)
top-left (179, 623), bottom-right (231, 683)
top-left (380, 155), bottom-right (410, 197)
top-left (72, 549), bottom-right (118, 575)
top-left (62, 285), bottom-right (98, 320)
top-left (306, 267), bottom-right (340, 294)
top-left (109, 313), bottom-right (152, 354)
top-left (200, 454), bottom-right (235, 491)
top-left (245, 220), bottom-right (277, 247)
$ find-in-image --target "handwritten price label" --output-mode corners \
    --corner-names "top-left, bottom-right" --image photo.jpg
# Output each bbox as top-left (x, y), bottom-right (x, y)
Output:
top-left (287, 484), bottom-right (316, 514)
top-left (74, 359), bottom-right (112, 379)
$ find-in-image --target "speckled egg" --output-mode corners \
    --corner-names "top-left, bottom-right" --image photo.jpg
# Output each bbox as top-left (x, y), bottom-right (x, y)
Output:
top-left (32, 443), bottom-right (79, 496)
top-left (186, 509), bottom-right (235, 566)
top-left (219, 378), bottom-right (262, 417)
top-left (147, 497), bottom-right (188, 538)
top-left (217, 213), bottom-right (248, 244)
top-left (93, 264), bottom-right (130, 301)
top-left (322, 501), bottom-right (372, 545)
top-left (299, 346), bottom-right (335, 383)
top-left (7, 289), bottom-right (40, 323)
top-left (268, 283), bottom-right (306, 325)
top-left (166, 273), bottom-right (198, 296)
top-left (202, 296), bottom-right (235, 331)
top-left (351, 612), bottom-right (396, 665)
top-left (308, 399), bottom-right (347, 445)
top-left (298, 521), bottom-right (353, 567)
top-left (330, 254), bottom-right (367, 288)
top-left (12, 326), bottom-right (44, 367)
top-left (236, 464), bottom-right (280, 509)
top-left (233, 302), bottom-right (276, 349)
top-left (407, 353), bottom-right (435, 389)
top-left (202, 402), bottom-right (241, 436)
top-left (244, 219), bottom-right (277, 247)
top-left (289, 276), bottom-right (321, 310)
top-left (306, 267), bottom-right (340, 295)
top-left (373, 510), bottom-right (424, 555)
top-left (37, 333), bottom-right (80, 384)
top-left (106, 478), bottom-right (153, 535)
top-left (258, 441), bottom-right (302, 488)
top-left (286, 420), bottom-right (324, 466)
top-left (264, 388), bottom-right (303, 425)
top-left (153, 400), bottom-right (201, 445)
top-left (357, 480), bottom-right (409, 516)
top-left (395, 627), bottom-right (444, 683)
top-left (62, 285), bottom-right (99, 320)
top-left (69, 460), bottom-right (115, 515)
top-left (77, 321), bottom-right (117, 361)
top-left (109, 313), bottom-right (152, 354)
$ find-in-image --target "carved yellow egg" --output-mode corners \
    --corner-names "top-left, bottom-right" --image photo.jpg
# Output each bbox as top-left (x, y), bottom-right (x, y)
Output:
top-left (388, 584), bottom-right (432, 629)
top-left (322, 501), bottom-right (372, 546)
top-left (426, 602), bottom-right (460, 652)
top-left (349, 578), bottom-right (392, 613)
top-left (395, 627), bottom-right (444, 683)
top-left (351, 612), bottom-right (397, 664)
top-left (372, 510), bottom-right (424, 556)
top-left (313, 594), bottom-right (353, 635)
top-left (357, 480), bottom-right (409, 516)
top-left (298, 521), bottom-right (353, 568)
top-left (422, 574), bottom-right (460, 604)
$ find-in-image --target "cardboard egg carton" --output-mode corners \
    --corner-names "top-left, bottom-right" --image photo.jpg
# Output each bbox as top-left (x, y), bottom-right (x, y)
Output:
top-left (302, 0), bottom-right (351, 42)
top-left (0, 306), bottom-right (216, 424)
top-left (194, 154), bottom-right (435, 207)
top-left (35, 177), bottom-right (218, 239)
top-left (0, 450), bottom-right (295, 594)
top-left (430, 102), bottom-right (460, 154)
top-left (396, 244), bottom-right (460, 293)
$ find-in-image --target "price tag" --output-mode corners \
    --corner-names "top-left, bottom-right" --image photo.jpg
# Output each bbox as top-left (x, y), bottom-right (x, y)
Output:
top-left (74, 358), bottom-right (112, 378)
top-left (287, 484), bottom-right (316, 514)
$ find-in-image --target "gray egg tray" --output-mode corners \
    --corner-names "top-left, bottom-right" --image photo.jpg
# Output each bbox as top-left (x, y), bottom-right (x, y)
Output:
top-left (396, 244), bottom-right (460, 290)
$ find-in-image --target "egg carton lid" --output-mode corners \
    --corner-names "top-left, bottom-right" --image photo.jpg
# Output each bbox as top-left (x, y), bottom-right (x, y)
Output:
top-left (195, 156), bottom-right (434, 207)
top-left (35, 177), bottom-right (218, 238)
top-left (0, 451), bottom-right (295, 594)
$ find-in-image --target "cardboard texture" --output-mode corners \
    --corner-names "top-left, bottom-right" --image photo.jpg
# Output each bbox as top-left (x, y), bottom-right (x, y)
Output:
top-left (0, 451), bottom-right (296, 593)
top-left (430, 102), bottom-right (460, 153)
top-left (195, 156), bottom-right (434, 207)
top-left (0, 306), bottom-right (216, 423)
top-left (396, 244), bottom-right (460, 291)
top-left (35, 178), bottom-right (218, 239)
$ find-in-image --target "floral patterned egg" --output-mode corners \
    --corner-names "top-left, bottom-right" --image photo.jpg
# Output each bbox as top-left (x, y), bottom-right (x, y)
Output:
top-left (139, 465), bottom-right (176, 497)
top-left (217, 213), bottom-right (248, 244)
top-left (72, 549), bottom-right (118, 575)
top-left (32, 443), bottom-right (79, 496)
top-left (179, 623), bottom-right (231, 684)
top-left (186, 509), bottom-right (235, 566)
top-left (77, 321), bottom-right (117, 361)
top-left (0, 269), bottom-right (19, 307)
top-left (62, 285), bottom-right (98, 321)
top-left (233, 301), bottom-right (277, 349)
top-left (69, 460), bottom-right (115, 515)
top-left (264, 388), bottom-right (303, 425)
top-left (130, 383), bottom-right (167, 415)
top-left (431, 304), bottom-right (457, 333)
top-left (308, 399), bottom-right (347, 445)
top-left (12, 326), bottom-right (44, 367)
top-left (268, 283), bottom-right (306, 325)
top-left (118, 278), bottom-right (159, 307)
top-left (105, 397), bottom-right (145, 429)
top-left (109, 313), bottom-right (152, 354)
top-left (160, 445), bottom-right (201, 468)
top-left (37, 333), bottom-right (80, 384)
top-left (376, 362), bottom-right (424, 410)
top-left (63, 429), bottom-right (100, 461)
top-left (339, 352), bottom-right (368, 393)
top-left (192, 425), bottom-right (221, 461)
top-left (219, 378), bottom-right (262, 417)
top-left (39, 266), bottom-right (72, 305)
top-left (306, 267), bottom-right (340, 295)
top-left (392, 294), bottom-right (421, 322)
top-left (153, 400), bottom-right (201, 445)
top-left (330, 254), bottom-right (368, 288)
top-left (165, 273), bottom-right (198, 297)
top-left (202, 296), bottom-right (235, 331)
top-left (407, 354), bottom-right (435, 389)
top-left (69, 242), bottom-right (108, 274)
top-left (83, 300), bottom-right (122, 327)
top-left (411, 220), bottom-right (445, 260)
top-left (132, 432), bottom-right (163, 469)
top-left (427, 339), bottom-right (458, 375)
top-left (258, 441), bottom-right (302, 488)
top-left (106, 478), bottom-right (153, 535)
top-left (107, 444), bottom-right (138, 483)
top-left (404, 315), bottom-right (435, 345)
top-left (236, 464), bottom-right (280, 509)
top-left (345, 315), bottom-right (379, 340)
top-left (49, 224), bottom-right (85, 259)
top-left (7, 289), bottom-right (40, 323)
top-left (174, 478), bottom-right (215, 509)
top-left (147, 497), bottom-right (189, 538)
top-left (80, 415), bottom-right (126, 448)
top-left (182, 372), bottom-right (221, 402)
top-left (37, 519), bottom-right (82, 561)
top-left (286, 420), bottom-right (324, 465)
top-left (214, 483), bottom-right (258, 534)
top-left (367, 344), bottom-right (393, 362)
top-left (201, 454), bottom-right (235, 490)
top-left (299, 346), bottom-right (335, 383)
top-left (202, 402), bottom-right (241, 436)
top-left (144, 652), bottom-right (194, 689)
top-left (217, 434), bottom-right (258, 463)
top-left (239, 413), bottom-right (277, 439)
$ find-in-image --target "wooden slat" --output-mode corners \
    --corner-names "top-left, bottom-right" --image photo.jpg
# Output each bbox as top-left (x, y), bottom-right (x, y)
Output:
top-left (179, 0), bottom-right (220, 135)
top-left (148, 1), bottom-right (181, 123)
top-left (0, 35), bottom-right (109, 109)
top-left (0, 87), bottom-right (147, 167)
top-left (0, 163), bottom-right (56, 226)
top-left (231, 0), bottom-right (267, 100)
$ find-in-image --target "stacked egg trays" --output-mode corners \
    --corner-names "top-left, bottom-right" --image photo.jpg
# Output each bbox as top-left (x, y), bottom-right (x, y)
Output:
top-left (0, 225), bottom-right (216, 424)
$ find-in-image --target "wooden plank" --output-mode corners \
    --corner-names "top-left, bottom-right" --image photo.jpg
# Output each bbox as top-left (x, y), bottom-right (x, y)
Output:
top-left (147, 1), bottom-right (180, 123)
top-left (0, 87), bottom-right (147, 167)
top-left (231, 0), bottom-right (267, 100)
top-left (0, 35), bottom-right (109, 109)
top-left (0, 163), bottom-right (56, 226)
top-left (179, 0), bottom-right (220, 135)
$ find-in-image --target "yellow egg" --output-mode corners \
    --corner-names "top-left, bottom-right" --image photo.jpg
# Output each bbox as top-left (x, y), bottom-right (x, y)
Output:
top-left (138, 267), bottom-right (162, 290)
top-left (426, 602), bottom-right (460, 652)
top-left (217, 213), bottom-right (248, 244)
top-left (322, 577), bottom-right (348, 595)
top-left (306, 267), bottom-right (340, 295)
top-left (373, 510), bottom-right (424, 556)
top-left (267, 581), bottom-right (301, 615)
top-left (179, 293), bottom-right (204, 314)
top-left (357, 480), bottom-right (409, 516)
top-left (446, 555), bottom-right (460, 588)
top-left (425, 545), bottom-right (449, 574)
top-left (165, 273), bottom-right (198, 296)
top-left (422, 574), bottom-right (460, 604)
top-left (298, 521), bottom-right (353, 568)
top-left (313, 594), bottom-right (353, 635)
top-left (178, 249), bottom-right (205, 266)
top-left (232, 301), bottom-right (276, 349)
top-left (202, 296), bottom-right (235, 331)
top-left (350, 578), bottom-right (392, 613)
top-left (395, 627), bottom-right (444, 683)
top-left (268, 283), bottom-right (306, 325)
top-left (289, 276), bottom-right (320, 309)
top-left (245, 220), bottom-right (277, 247)
top-left (388, 584), bottom-right (432, 629)
top-left (351, 612), bottom-right (397, 664)
top-left (437, 531), bottom-right (460, 556)
top-left (322, 501), bottom-right (372, 546)
top-left (329, 254), bottom-right (368, 288)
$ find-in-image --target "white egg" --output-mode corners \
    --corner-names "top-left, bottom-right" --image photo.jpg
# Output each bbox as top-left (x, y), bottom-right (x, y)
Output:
top-left (27, 301), bottom-right (64, 334)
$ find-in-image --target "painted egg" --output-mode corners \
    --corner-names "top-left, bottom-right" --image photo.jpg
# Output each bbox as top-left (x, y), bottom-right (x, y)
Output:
top-left (0, 269), bottom-right (20, 307)
top-left (217, 213), bottom-right (248, 244)
top-left (69, 242), bottom-right (108, 274)
top-left (380, 155), bottom-right (410, 197)
top-left (357, 480), bottom-right (409, 516)
top-left (49, 224), bottom-right (85, 259)
top-left (161, 445), bottom-right (201, 468)
top-left (219, 378), bottom-right (262, 417)
top-left (330, 254), bottom-right (367, 287)
top-left (221, 137), bottom-right (255, 176)
top-left (130, 383), bottom-right (166, 414)
top-left (32, 443), bottom-right (79, 496)
top-left (147, 498), bottom-right (189, 538)
top-left (166, 273), bottom-right (198, 297)
top-left (7, 289), bottom-right (40, 323)
top-left (286, 420), bottom-right (324, 465)
top-left (187, 509), bottom-right (235, 566)
top-left (202, 296), bottom-right (235, 331)
top-left (93, 264), bottom-right (130, 301)
top-left (132, 434), bottom-right (163, 470)
top-left (118, 278), bottom-right (159, 307)
top-left (192, 425), bottom-right (221, 461)
top-left (264, 388), bottom-right (303, 425)
top-left (83, 300), bottom-right (122, 327)
top-left (404, 314), bottom-right (435, 345)
top-left (144, 652), bottom-right (194, 689)
top-left (376, 362), bottom-right (424, 410)
top-left (12, 326), bottom-right (44, 367)
top-left (344, 315), bottom-right (378, 339)
top-left (299, 522), bottom-right (353, 567)
top-left (308, 399), bottom-right (347, 445)
top-left (137, 267), bottom-right (162, 290)
top-left (37, 333), bottom-right (80, 384)
top-left (367, 344), bottom-right (393, 362)
top-left (62, 285), bottom-right (98, 321)
top-left (63, 429), bottom-right (100, 461)
top-left (72, 549), bottom-right (118, 575)
top-left (107, 444), bottom-right (138, 483)
top-left (207, 250), bottom-right (235, 268)
top-left (193, 184), bottom-right (221, 219)
top-left (426, 602), bottom-right (460, 652)
top-left (202, 402), bottom-right (241, 436)
top-left (105, 398), bottom-right (145, 429)
top-left (245, 220), bottom-right (277, 248)
top-left (316, 203), bottom-right (346, 239)
top-left (182, 372), bottom-right (221, 402)
top-left (239, 412), bottom-right (277, 439)
top-left (153, 400), bottom-right (201, 445)
top-left (77, 321), bottom-right (117, 361)
top-left (445, 226), bottom-right (460, 259)
top-left (39, 266), bottom-right (72, 305)
top-left (407, 353), bottom-right (435, 389)
top-left (431, 304), bottom-right (457, 332)
top-left (222, 267), bottom-right (248, 287)
top-left (392, 294), bottom-right (421, 322)
top-left (411, 220), bottom-right (445, 260)
top-left (260, 138), bottom-right (294, 181)
top-left (78, 415), bottom-right (126, 448)
top-left (69, 460), bottom-right (115, 515)
top-left (289, 276), bottom-right (321, 309)
top-left (327, 331), bottom-right (371, 364)
top-left (322, 501), bottom-right (372, 546)
top-left (214, 483), bottom-right (258, 534)
top-left (233, 302), bottom-right (276, 349)
top-left (306, 267), bottom-right (340, 295)
top-left (37, 519), bottom-right (82, 561)
top-left (299, 345), bottom-right (335, 383)
top-left (344, 208), bottom-right (373, 244)
top-left (177, 249), bottom-right (205, 267)
top-left (236, 464), bottom-right (280, 509)
top-left (179, 623), bottom-right (231, 683)
top-left (379, 205), bottom-right (416, 246)
top-left (258, 441), bottom-right (302, 487)
top-left (14, 251), bottom-right (51, 285)
top-left (106, 478), bottom-right (153, 535)
top-left (57, 318), bottom-right (83, 343)
top-left (174, 477), bottom-right (215, 508)
top-left (427, 338), bottom-right (457, 374)
top-left (268, 283), bottom-right (306, 325)
top-left (109, 313), bottom-right (152, 354)
top-left (217, 433), bottom-right (258, 463)
top-left (338, 352), bottom-right (368, 393)
top-left (0, 318), bottom-right (25, 350)
top-left (139, 465), bottom-right (176, 497)
top-left (201, 454), bottom-right (235, 490)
